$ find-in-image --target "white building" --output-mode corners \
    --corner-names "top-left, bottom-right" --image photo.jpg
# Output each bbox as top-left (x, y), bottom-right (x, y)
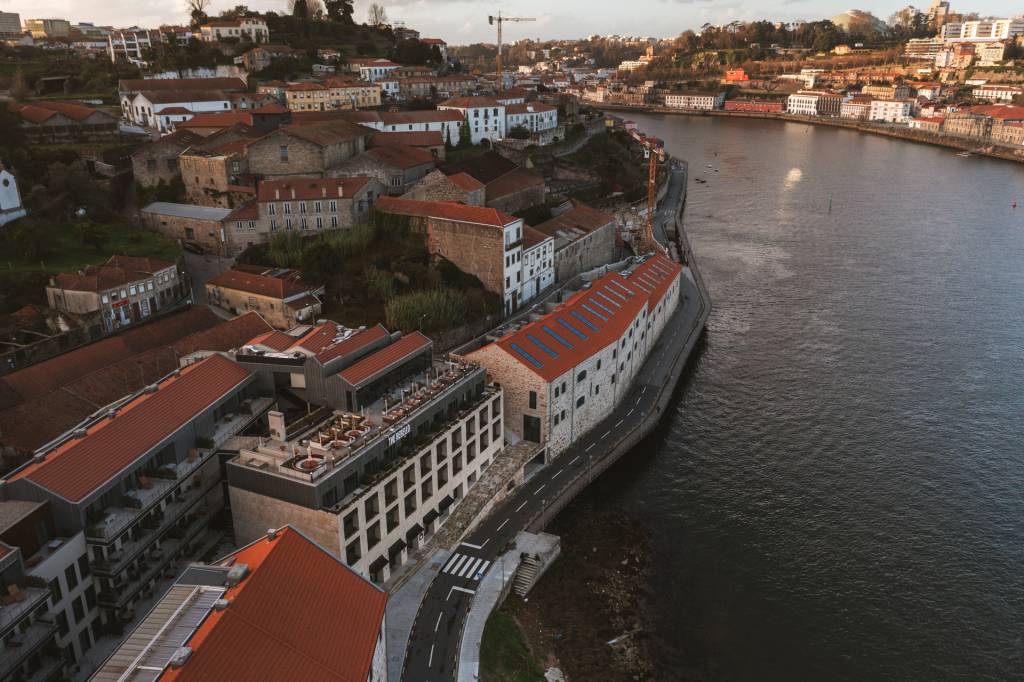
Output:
top-left (465, 254), bottom-right (683, 456)
top-left (0, 10), bottom-right (21, 39)
top-left (343, 109), bottom-right (465, 146)
top-left (787, 90), bottom-right (841, 116)
top-left (505, 101), bottom-right (559, 141)
top-left (521, 228), bottom-right (556, 302)
top-left (130, 90), bottom-right (232, 131)
top-left (972, 84), bottom-right (1023, 103)
top-left (199, 16), bottom-right (269, 43)
top-left (0, 168), bottom-right (27, 226)
top-left (868, 99), bottom-right (915, 123)
top-left (664, 91), bottom-right (725, 111)
top-left (438, 96), bottom-right (506, 144)
top-left (357, 59), bottom-right (400, 82)
top-left (940, 19), bottom-right (1024, 42)
top-left (107, 28), bottom-right (158, 65)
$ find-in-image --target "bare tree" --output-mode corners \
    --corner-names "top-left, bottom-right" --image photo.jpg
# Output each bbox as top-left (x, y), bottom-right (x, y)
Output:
top-left (185, 0), bottom-right (211, 28)
top-left (368, 3), bottom-right (387, 27)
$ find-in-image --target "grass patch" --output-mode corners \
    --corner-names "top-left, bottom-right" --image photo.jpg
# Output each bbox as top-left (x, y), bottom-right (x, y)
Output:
top-left (445, 145), bottom-right (490, 163)
top-left (480, 607), bottom-right (545, 682)
top-left (0, 221), bottom-right (179, 273)
top-left (565, 130), bottom-right (647, 202)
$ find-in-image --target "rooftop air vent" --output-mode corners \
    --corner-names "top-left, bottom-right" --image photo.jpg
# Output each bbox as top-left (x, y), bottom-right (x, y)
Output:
top-left (225, 563), bottom-right (249, 587)
top-left (169, 647), bottom-right (192, 669)
top-left (266, 528), bottom-right (278, 540)
top-left (72, 428), bottom-right (88, 439)
top-left (33, 453), bottom-right (46, 464)
top-left (106, 409), bottom-right (118, 419)
top-left (213, 598), bottom-right (231, 611)
top-left (144, 384), bottom-right (158, 394)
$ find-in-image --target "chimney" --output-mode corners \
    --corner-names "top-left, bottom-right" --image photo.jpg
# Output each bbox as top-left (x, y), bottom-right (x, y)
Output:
top-left (290, 187), bottom-right (296, 199)
top-left (274, 188), bottom-right (280, 200)
top-left (268, 410), bottom-right (287, 441)
top-left (337, 184), bottom-right (343, 198)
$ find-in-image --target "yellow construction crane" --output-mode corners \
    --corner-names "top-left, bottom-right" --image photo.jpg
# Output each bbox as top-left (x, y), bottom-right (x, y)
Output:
top-left (488, 11), bottom-right (535, 92)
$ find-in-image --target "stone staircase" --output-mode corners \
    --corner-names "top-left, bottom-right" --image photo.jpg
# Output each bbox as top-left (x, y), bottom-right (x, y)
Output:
top-left (513, 554), bottom-right (540, 597)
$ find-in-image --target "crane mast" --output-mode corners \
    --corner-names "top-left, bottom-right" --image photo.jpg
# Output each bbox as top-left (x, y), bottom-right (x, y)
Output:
top-left (488, 11), bottom-right (536, 92)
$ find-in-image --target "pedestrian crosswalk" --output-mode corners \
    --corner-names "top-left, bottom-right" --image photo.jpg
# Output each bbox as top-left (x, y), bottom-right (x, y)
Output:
top-left (440, 552), bottom-right (492, 581)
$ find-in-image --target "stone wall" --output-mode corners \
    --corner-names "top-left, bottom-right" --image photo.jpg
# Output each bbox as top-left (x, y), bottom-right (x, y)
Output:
top-left (420, 217), bottom-right (504, 296)
top-left (206, 285), bottom-right (293, 329)
top-left (230, 485), bottom-right (342, 556)
top-left (247, 133), bottom-right (326, 177)
top-left (486, 184), bottom-right (545, 214)
top-left (132, 145), bottom-right (184, 189)
top-left (402, 170), bottom-right (485, 205)
top-left (554, 222), bottom-right (616, 282)
top-left (332, 156), bottom-right (434, 196)
top-left (141, 211), bottom-right (230, 255)
top-left (180, 154), bottom-right (239, 208)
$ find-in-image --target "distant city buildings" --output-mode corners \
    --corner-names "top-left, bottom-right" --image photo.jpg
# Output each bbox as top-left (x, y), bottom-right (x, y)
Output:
top-left (23, 17), bottom-right (70, 38)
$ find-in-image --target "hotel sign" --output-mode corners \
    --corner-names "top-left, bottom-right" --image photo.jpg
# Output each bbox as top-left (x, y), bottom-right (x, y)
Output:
top-left (387, 423), bottom-right (411, 447)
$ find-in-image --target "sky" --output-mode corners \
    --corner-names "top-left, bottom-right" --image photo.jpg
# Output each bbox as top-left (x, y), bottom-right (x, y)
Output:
top-left (1, 1), bottom-right (1016, 44)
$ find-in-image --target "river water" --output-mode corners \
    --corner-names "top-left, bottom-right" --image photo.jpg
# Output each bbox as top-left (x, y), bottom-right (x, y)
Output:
top-left (571, 114), bottom-right (1024, 681)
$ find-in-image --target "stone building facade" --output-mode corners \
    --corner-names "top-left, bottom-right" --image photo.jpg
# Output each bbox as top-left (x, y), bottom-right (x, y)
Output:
top-left (140, 202), bottom-right (233, 255)
top-left (532, 200), bottom-right (618, 282)
top-left (402, 169), bottom-right (485, 205)
top-left (330, 145), bottom-right (436, 196)
top-left (245, 120), bottom-right (373, 178)
top-left (130, 129), bottom-right (203, 188)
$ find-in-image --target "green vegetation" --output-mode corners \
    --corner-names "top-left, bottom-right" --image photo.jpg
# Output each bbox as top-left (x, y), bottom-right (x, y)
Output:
top-left (480, 608), bottom-right (545, 682)
top-left (1, 220), bottom-right (178, 273)
top-left (566, 130), bottom-right (647, 203)
top-left (236, 218), bottom-right (500, 334)
top-left (508, 125), bottom-right (531, 140)
top-left (0, 45), bottom-right (136, 102)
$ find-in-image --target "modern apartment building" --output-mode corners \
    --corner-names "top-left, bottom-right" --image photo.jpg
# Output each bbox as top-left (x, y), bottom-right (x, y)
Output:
top-left (91, 526), bottom-right (388, 682)
top-left (225, 322), bottom-right (504, 583)
top-left (199, 16), bottom-right (269, 43)
top-left (464, 253), bottom-right (682, 456)
top-left (787, 91), bottom-right (842, 117)
top-left (23, 18), bottom-right (70, 38)
top-left (940, 18), bottom-right (1024, 42)
top-left (868, 99), bottom-right (916, 123)
top-left (0, 11), bottom-right (22, 39)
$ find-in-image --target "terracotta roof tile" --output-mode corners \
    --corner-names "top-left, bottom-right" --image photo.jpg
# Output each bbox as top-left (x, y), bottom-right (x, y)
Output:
top-left (531, 200), bottom-right (615, 241)
top-left (364, 144), bottom-right (437, 170)
top-left (294, 323), bottom-right (389, 363)
top-left (338, 332), bottom-right (431, 386)
top-left (469, 255), bottom-right (681, 382)
top-left (180, 111), bottom-right (255, 129)
top-left (207, 270), bottom-right (315, 300)
top-left (256, 176), bottom-right (371, 202)
top-left (244, 330), bottom-right (297, 352)
top-left (10, 354), bottom-right (251, 501)
top-left (485, 167), bottom-right (545, 201)
top-left (164, 527), bottom-right (386, 682)
top-left (140, 90), bottom-right (229, 105)
top-left (368, 131), bottom-right (444, 149)
top-left (375, 197), bottom-right (519, 228)
top-left (439, 96), bottom-right (500, 108)
top-left (447, 172), bottom-right (485, 192)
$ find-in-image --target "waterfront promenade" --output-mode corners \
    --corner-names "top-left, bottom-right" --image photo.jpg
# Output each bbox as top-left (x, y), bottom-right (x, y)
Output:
top-left (397, 161), bottom-right (711, 681)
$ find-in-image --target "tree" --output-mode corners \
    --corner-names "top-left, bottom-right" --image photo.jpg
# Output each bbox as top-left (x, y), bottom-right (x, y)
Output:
top-left (324, 0), bottom-right (354, 23)
top-left (186, 0), bottom-right (211, 29)
top-left (219, 5), bottom-right (253, 19)
top-left (73, 220), bottom-right (109, 252)
top-left (10, 70), bottom-right (30, 101)
top-left (291, 0), bottom-right (309, 18)
top-left (367, 3), bottom-right (387, 26)
top-left (508, 125), bottom-right (530, 140)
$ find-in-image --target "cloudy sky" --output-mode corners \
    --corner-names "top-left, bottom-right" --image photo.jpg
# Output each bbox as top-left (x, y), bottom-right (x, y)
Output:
top-left (3, 1), bottom-right (1014, 43)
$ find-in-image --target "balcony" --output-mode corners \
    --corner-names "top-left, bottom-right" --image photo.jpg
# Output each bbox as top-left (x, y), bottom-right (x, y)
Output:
top-left (0, 585), bottom-right (50, 638)
top-left (97, 507), bottom-right (213, 611)
top-left (91, 474), bottom-right (219, 577)
top-left (0, 608), bottom-right (58, 681)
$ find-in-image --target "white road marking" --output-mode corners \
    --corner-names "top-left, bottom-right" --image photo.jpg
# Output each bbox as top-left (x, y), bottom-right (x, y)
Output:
top-left (516, 500), bottom-right (528, 512)
top-left (435, 612), bottom-right (443, 632)
top-left (615, 420), bottom-right (623, 428)
top-left (534, 484), bottom-right (546, 495)
top-left (445, 555), bottom-right (469, 575)
top-left (460, 541), bottom-right (486, 550)
top-left (497, 518), bottom-right (509, 531)
top-left (460, 558), bottom-right (482, 578)
top-left (636, 397), bottom-right (641, 406)
top-left (569, 456), bottom-right (580, 465)
top-left (601, 431), bottom-right (611, 439)
top-left (552, 468), bottom-right (563, 479)
top-left (475, 561), bottom-right (491, 579)
top-left (585, 443), bottom-right (596, 452)
top-left (447, 585), bottom-right (476, 600)
top-left (441, 553), bottom-right (461, 573)
top-left (429, 644), bottom-right (435, 667)
top-left (627, 409), bottom-right (634, 416)
top-left (642, 386), bottom-right (647, 394)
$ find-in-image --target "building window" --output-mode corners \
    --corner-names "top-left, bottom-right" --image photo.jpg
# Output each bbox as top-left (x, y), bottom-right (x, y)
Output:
top-left (576, 396), bottom-right (585, 408)
top-left (299, 202), bottom-right (307, 214)
top-left (329, 200), bottom-right (337, 213)
top-left (316, 216), bottom-right (323, 229)
top-left (331, 215), bottom-right (338, 228)
top-left (268, 203), bottom-right (276, 215)
top-left (49, 577), bottom-right (62, 604)
top-left (279, 145), bottom-right (289, 162)
top-left (577, 370), bottom-right (587, 383)
top-left (314, 201), bottom-right (322, 213)
top-left (64, 564), bottom-right (78, 591)
top-left (528, 391), bottom-right (537, 409)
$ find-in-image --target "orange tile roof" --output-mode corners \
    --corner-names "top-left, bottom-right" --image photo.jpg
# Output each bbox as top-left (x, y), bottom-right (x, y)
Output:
top-left (10, 354), bottom-right (251, 501)
top-left (470, 254), bottom-right (681, 382)
top-left (375, 197), bottom-right (518, 228)
top-left (364, 144), bottom-right (437, 170)
top-left (505, 102), bottom-right (557, 115)
top-left (440, 96), bottom-right (500, 108)
top-left (447, 172), bottom-right (485, 192)
top-left (224, 200), bottom-right (259, 221)
top-left (207, 270), bottom-right (315, 300)
top-left (338, 332), bottom-right (431, 386)
top-left (164, 527), bottom-right (386, 682)
top-left (531, 200), bottom-right (615, 240)
top-left (368, 131), bottom-right (444, 149)
top-left (179, 111), bottom-right (254, 129)
top-left (256, 176), bottom-right (371, 202)
top-left (294, 323), bottom-right (389, 364)
top-left (485, 167), bottom-right (545, 201)
top-left (245, 330), bottom-right (296, 352)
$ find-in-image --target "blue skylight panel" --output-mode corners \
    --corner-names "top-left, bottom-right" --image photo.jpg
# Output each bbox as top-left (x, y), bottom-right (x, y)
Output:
top-left (542, 325), bottom-right (574, 349)
top-left (580, 303), bottom-right (608, 322)
top-left (570, 310), bottom-right (599, 332)
top-left (589, 298), bottom-right (614, 316)
top-left (510, 343), bottom-right (543, 368)
top-left (596, 290), bottom-right (621, 308)
top-left (527, 333), bottom-right (559, 358)
top-left (557, 318), bottom-right (588, 340)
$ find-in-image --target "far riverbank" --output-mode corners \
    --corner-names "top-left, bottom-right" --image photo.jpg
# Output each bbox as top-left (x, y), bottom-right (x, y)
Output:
top-left (599, 104), bottom-right (1024, 165)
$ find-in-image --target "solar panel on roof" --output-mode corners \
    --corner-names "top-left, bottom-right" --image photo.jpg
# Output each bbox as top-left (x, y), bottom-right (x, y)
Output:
top-left (589, 298), bottom-right (614, 316)
top-left (510, 342), bottom-right (543, 368)
top-left (571, 310), bottom-right (600, 331)
top-left (595, 290), bottom-right (621, 308)
top-left (542, 325), bottom-right (573, 349)
top-left (557, 318), bottom-right (588, 340)
top-left (527, 333), bottom-right (559, 358)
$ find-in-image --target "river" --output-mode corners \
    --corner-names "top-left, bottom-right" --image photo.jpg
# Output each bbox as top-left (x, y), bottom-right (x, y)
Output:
top-left (567, 114), bottom-right (1024, 681)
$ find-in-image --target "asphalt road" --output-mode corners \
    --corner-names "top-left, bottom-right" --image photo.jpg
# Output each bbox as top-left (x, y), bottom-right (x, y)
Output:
top-left (401, 254), bottom-right (702, 680)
